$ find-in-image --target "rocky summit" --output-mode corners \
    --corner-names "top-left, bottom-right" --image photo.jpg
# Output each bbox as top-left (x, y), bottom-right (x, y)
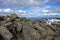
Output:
top-left (0, 14), bottom-right (60, 40)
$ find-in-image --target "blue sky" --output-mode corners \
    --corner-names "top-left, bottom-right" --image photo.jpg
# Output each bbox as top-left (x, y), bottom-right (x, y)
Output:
top-left (0, 0), bottom-right (60, 18)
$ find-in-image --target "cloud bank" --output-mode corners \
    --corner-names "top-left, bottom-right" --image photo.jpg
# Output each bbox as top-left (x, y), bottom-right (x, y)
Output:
top-left (0, 7), bottom-right (60, 17)
top-left (0, 0), bottom-right (47, 7)
top-left (0, 0), bottom-right (60, 17)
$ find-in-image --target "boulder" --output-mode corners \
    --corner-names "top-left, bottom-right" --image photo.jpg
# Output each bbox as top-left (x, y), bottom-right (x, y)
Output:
top-left (0, 26), bottom-right (13, 40)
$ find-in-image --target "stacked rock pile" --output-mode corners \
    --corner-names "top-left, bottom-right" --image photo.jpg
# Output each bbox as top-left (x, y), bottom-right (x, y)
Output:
top-left (0, 14), bottom-right (60, 40)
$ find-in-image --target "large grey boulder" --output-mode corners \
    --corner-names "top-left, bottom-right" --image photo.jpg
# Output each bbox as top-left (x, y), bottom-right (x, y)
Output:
top-left (22, 23), bottom-right (40, 40)
top-left (54, 36), bottom-right (60, 40)
top-left (0, 26), bottom-right (13, 40)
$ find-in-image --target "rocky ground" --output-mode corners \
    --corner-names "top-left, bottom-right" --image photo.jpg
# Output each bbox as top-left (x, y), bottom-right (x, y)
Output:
top-left (0, 14), bottom-right (60, 40)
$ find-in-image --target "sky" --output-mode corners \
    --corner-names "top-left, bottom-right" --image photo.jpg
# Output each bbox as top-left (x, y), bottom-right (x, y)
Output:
top-left (0, 0), bottom-right (60, 18)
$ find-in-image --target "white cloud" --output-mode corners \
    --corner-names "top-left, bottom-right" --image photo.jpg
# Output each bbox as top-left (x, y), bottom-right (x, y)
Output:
top-left (41, 9), bottom-right (49, 12)
top-left (0, 8), bottom-right (27, 17)
top-left (40, 9), bottom-right (60, 16)
top-left (43, 13), bottom-right (54, 15)
top-left (15, 10), bottom-right (26, 13)
top-left (0, 8), bottom-right (26, 13)
top-left (0, 8), bottom-right (13, 13)
top-left (0, 9), bottom-right (2, 12)
top-left (3, 8), bottom-right (13, 12)
top-left (43, 13), bottom-right (60, 16)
